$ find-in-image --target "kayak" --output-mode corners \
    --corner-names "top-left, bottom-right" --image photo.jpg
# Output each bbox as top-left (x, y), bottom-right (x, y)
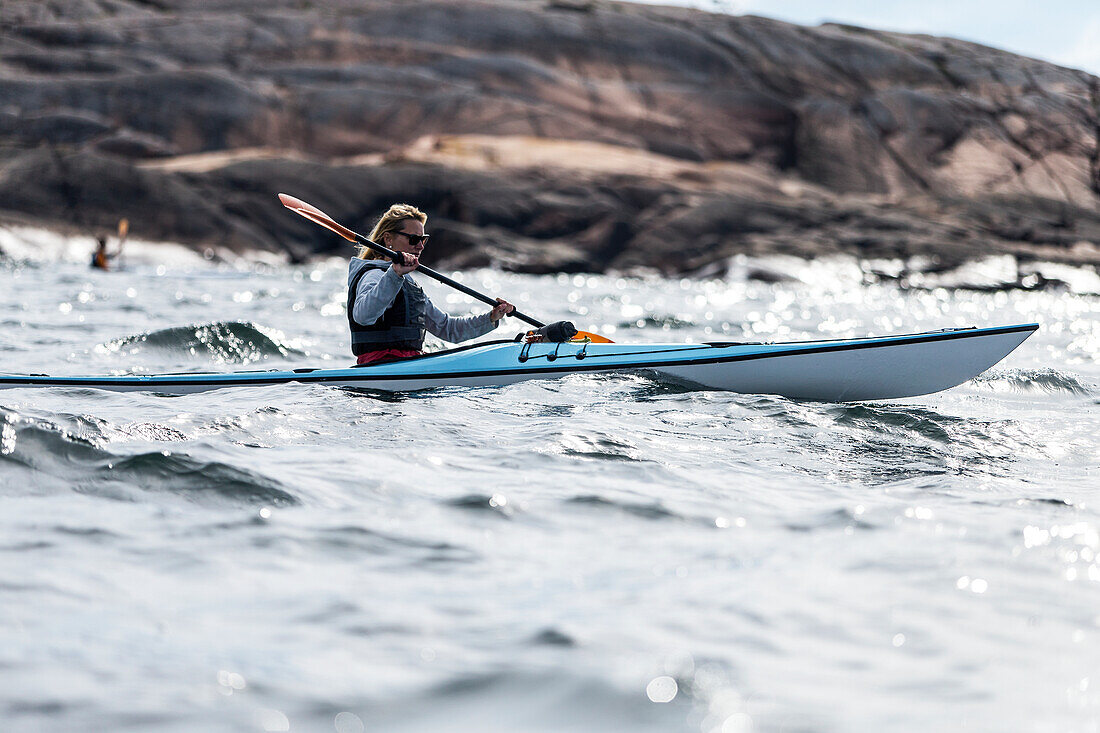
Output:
top-left (0, 324), bottom-right (1037, 401)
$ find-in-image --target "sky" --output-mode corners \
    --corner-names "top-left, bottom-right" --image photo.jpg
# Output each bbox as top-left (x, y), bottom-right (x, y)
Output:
top-left (640, 0), bottom-right (1100, 76)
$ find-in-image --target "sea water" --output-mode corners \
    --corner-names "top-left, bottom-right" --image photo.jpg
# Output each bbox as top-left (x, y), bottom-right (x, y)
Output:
top-left (0, 229), bottom-right (1098, 732)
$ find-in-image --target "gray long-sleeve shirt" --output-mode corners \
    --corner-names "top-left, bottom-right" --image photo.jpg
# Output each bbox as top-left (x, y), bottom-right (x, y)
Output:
top-left (347, 257), bottom-right (498, 344)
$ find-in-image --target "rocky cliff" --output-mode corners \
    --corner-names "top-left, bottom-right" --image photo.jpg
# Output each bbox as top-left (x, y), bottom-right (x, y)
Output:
top-left (1, 0), bottom-right (1098, 276)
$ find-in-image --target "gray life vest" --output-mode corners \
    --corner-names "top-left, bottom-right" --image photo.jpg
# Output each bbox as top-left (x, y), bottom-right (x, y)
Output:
top-left (347, 262), bottom-right (427, 354)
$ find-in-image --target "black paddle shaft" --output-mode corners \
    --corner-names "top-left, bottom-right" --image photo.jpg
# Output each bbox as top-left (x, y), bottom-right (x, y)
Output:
top-left (355, 233), bottom-right (545, 329)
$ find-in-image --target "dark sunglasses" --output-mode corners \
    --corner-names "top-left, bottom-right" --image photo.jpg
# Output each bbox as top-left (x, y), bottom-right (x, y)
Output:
top-left (389, 230), bottom-right (430, 246)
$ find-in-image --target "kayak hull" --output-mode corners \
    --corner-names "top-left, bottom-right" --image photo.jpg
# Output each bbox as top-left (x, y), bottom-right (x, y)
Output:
top-left (0, 324), bottom-right (1038, 401)
top-left (655, 325), bottom-right (1035, 401)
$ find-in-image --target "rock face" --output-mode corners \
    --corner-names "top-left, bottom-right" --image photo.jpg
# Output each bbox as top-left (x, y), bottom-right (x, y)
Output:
top-left (1, 0), bottom-right (1098, 274)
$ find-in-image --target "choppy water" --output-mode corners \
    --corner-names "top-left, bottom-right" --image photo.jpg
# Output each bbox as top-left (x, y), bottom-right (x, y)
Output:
top-left (1, 230), bottom-right (1098, 733)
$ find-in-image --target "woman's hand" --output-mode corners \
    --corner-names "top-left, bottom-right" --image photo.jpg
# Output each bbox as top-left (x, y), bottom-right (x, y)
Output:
top-left (490, 298), bottom-right (515, 322)
top-left (392, 253), bottom-right (419, 275)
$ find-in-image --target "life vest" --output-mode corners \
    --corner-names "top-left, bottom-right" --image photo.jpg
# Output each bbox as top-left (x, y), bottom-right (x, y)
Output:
top-left (91, 250), bottom-right (109, 270)
top-left (347, 261), bottom-right (426, 354)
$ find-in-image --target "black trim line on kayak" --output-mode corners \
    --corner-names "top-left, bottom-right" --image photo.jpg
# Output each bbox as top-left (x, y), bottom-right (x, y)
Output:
top-left (0, 324), bottom-right (1039, 389)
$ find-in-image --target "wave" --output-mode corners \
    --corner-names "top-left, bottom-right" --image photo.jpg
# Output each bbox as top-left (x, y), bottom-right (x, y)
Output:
top-left (785, 507), bottom-right (880, 533)
top-left (826, 404), bottom-right (963, 443)
top-left (773, 402), bottom-right (1029, 483)
top-left (971, 368), bottom-right (1094, 395)
top-left (104, 450), bottom-right (300, 506)
top-left (445, 493), bottom-right (515, 518)
top-left (554, 431), bottom-right (642, 460)
top-left (0, 408), bottom-right (107, 478)
top-left (96, 321), bottom-right (305, 364)
top-left (529, 627), bottom-right (576, 647)
top-left (354, 670), bottom-right (692, 732)
top-left (0, 407), bottom-right (298, 506)
top-left (308, 525), bottom-right (475, 556)
top-left (565, 494), bottom-right (684, 521)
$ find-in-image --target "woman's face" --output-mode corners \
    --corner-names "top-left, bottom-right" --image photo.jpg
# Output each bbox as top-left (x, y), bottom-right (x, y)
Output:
top-left (383, 220), bottom-right (427, 258)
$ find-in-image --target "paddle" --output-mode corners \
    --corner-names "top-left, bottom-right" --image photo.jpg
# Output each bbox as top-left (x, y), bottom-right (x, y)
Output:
top-left (278, 193), bottom-right (612, 343)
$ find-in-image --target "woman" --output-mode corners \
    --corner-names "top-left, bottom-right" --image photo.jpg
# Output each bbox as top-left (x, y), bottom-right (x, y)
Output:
top-left (347, 204), bottom-right (514, 365)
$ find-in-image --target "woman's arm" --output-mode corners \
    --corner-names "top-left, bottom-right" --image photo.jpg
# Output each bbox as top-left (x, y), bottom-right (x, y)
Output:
top-left (350, 267), bottom-right (405, 326)
top-left (424, 296), bottom-right (498, 343)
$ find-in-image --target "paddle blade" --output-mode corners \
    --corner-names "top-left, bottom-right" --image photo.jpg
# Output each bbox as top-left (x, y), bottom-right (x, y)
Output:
top-left (117, 218), bottom-right (129, 238)
top-left (278, 193), bottom-right (359, 243)
top-left (576, 331), bottom-right (613, 343)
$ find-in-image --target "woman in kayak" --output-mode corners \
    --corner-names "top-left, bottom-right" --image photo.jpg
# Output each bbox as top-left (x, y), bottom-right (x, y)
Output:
top-left (347, 203), bottom-right (514, 365)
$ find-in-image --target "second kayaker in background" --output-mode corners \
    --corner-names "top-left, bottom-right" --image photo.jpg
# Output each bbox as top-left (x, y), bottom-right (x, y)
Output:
top-left (347, 203), bottom-right (514, 365)
top-left (90, 218), bottom-right (128, 271)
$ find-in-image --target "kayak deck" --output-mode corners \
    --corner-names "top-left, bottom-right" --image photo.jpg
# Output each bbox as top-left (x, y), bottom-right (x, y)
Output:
top-left (0, 324), bottom-right (1038, 401)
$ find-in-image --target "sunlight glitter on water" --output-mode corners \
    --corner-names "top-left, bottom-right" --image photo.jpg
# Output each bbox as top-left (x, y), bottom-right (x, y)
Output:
top-left (0, 240), bottom-right (1098, 732)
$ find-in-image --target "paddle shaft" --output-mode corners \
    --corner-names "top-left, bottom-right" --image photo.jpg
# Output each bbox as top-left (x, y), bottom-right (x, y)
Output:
top-left (277, 193), bottom-right (610, 337)
top-left (354, 233), bottom-right (545, 328)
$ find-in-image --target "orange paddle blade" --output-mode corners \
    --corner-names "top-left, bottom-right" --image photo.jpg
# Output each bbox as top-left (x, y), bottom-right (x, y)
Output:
top-left (278, 193), bottom-right (358, 243)
top-left (117, 218), bottom-right (129, 238)
top-left (576, 331), bottom-right (613, 343)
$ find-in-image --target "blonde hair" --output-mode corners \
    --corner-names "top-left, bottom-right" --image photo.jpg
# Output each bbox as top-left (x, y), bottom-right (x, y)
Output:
top-left (356, 203), bottom-right (427, 259)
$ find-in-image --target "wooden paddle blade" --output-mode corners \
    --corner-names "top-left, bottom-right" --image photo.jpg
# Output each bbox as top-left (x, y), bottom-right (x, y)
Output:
top-left (278, 193), bottom-right (329, 220)
top-left (278, 193), bottom-right (359, 243)
top-left (117, 218), bottom-right (129, 238)
top-left (576, 331), bottom-right (613, 343)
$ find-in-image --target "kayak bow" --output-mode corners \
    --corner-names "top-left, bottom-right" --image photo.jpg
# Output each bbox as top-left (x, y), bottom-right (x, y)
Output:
top-left (0, 324), bottom-right (1037, 401)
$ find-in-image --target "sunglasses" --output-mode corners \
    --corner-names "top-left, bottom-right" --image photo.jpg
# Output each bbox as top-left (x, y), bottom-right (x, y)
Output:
top-left (389, 230), bottom-right (430, 246)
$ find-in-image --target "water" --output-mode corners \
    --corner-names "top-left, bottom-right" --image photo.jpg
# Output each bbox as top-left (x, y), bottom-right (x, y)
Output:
top-left (1, 229), bottom-right (1098, 732)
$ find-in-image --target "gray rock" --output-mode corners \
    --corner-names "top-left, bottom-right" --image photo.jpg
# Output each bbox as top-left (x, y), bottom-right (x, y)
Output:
top-left (0, 0), bottom-right (1097, 274)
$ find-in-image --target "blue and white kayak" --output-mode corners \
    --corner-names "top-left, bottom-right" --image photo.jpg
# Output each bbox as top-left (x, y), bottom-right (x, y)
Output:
top-left (0, 324), bottom-right (1037, 401)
